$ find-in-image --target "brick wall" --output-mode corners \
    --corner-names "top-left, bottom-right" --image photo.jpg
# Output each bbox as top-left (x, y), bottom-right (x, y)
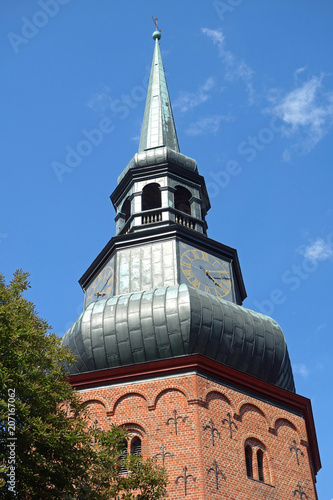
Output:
top-left (78, 372), bottom-right (317, 499)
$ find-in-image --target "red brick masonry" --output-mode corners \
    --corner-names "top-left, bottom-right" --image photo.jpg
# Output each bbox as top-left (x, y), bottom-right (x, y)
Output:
top-left (69, 355), bottom-right (320, 500)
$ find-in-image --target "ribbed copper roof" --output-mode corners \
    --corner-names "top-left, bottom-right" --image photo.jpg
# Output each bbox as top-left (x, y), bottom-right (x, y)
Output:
top-left (63, 284), bottom-right (295, 392)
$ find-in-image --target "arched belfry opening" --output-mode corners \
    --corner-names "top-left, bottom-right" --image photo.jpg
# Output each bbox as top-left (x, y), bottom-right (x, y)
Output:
top-left (121, 197), bottom-right (131, 222)
top-left (174, 185), bottom-right (191, 215)
top-left (142, 183), bottom-right (161, 211)
top-left (141, 183), bottom-right (162, 225)
top-left (174, 185), bottom-right (195, 229)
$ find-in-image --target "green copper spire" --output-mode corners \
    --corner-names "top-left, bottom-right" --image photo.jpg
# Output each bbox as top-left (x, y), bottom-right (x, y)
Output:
top-left (138, 31), bottom-right (180, 153)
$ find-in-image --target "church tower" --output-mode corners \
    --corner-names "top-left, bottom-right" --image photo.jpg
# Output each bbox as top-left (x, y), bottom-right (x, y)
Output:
top-left (63, 29), bottom-right (320, 499)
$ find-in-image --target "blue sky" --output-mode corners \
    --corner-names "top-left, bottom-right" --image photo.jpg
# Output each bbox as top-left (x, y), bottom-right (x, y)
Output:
top-left (1, 1), bottom-right (333, 497)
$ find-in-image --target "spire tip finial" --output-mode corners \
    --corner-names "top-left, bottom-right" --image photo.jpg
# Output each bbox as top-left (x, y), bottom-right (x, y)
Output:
top-left (152, 30), bottom-right (161, 40)
top-left (152, 17), bottom-right (161, 40)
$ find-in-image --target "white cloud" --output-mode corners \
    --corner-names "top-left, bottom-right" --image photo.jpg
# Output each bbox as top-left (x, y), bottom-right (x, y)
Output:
top-left (294, 67), bottom-right (307, 80)
top-left (266, 74), bottom-right (333, 158)
top-left (185, 114), bottom-right (232, 136)
top-left (299, 237), bottom-right (333, 262)
top-left (274, 76), bottom-right (326, 128)
top-left (174, 77), bottom-right (216, 112)
top-left (201, 27), bottom-right (225, 46)
top-left (293, 363), bottom-right (310, 379)
top-left (201, 27), bottom-right (254, 103)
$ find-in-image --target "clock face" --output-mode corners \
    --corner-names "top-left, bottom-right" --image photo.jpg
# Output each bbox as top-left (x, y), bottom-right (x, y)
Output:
top-left (180, 245), bottom-right (232, 299)
top-left (85, 258), bottom-right (114, 307)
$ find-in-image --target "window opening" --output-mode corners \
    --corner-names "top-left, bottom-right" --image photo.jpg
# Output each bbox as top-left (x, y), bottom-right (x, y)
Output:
top-left (142, 183), bottom-right (161, 211)
top-left (119, 436), bottom-right (142, 473)
top-left (122, 198), bottom-right (131, 221)
top-left (245, 445), bottom-right (253, 478)
top-left (119, 439), bottom-right (128, 474)
top-left (174, 186), bottom-right (191, 215)
top-left (131, 437), bottom-right (141, 456)
top-left (257, 449), bottom-right (264, 482)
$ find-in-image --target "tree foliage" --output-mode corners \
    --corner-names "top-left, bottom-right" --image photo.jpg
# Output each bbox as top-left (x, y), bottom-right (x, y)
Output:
top-left (0, 271), bottom-right (167, 499)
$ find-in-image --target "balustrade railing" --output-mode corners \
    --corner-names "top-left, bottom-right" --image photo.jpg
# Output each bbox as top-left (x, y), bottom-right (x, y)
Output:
top-left (142, 211), bottom-right (162, 225)
top-left (175, 213), bottom-right (194, 229)
top-left (119, 207), bottom-right (201, 234)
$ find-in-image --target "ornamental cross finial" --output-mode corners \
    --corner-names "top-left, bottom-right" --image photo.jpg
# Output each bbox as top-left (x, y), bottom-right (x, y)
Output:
top-left (293, 481), bottom-right (309, 499)
top-left (152, 16), bottom-right (161, 32)
top-left (207, 460), bottom-right (226, 490)
top-left (221, 412), bottom-right (238, 439)
top-left (203, 418), bottom-right (221, 446)
top-left (90, 419), bottom-right (102, 445)
top-left (175, 466), bottom-right (196, 496)
top-left (166, 409), bottom-right (187, 435)
top-left (289, 440), bottom-right (304, 465)
top-left (153, 443), bottom-right (174, 467)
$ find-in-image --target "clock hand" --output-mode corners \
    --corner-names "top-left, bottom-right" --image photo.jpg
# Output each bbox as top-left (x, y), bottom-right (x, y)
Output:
top-left (205, 270), bottom-right (225, 290)
top-left (205, 270), bottom-right (230, 280)
top-left (95, 275), bottom-right (113, 296)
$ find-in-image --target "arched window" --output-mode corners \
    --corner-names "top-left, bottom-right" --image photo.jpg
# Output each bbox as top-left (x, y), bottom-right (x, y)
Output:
top-left (244, 439), bottom-right (269, 483)
top-left (245, 445), bottom-right (253, 478)
top-left (119, 436), bottom-right (142, 474)
top-left (142, 183), bottom-right (161, 211)
top-left (131, 437), bottom-right (141, 456)
top-left (121, 197), bottom-right (131, 222)
top-left (257, 449), bottom-right (264, 482)
top-left (174, 186), bottom-right (191, 215)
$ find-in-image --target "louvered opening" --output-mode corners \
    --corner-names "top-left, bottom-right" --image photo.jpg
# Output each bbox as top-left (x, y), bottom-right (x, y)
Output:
top-left (131, 437), bottom-right (141, 456)
top-left (257, 449), bottom-right (264, 482)
top-left (119, 439), bottom-right (128, 474)
top-left (245, 445), bottom-right (253, 478)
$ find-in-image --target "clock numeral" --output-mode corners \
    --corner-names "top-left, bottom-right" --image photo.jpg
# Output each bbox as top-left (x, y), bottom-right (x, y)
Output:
top-left (201, 251), bottom-right (209, 262)
top-left (192, 249), bottom-right (206, 260)
top-left (189, 277), bottom-right (201, 289)
top-left (204, 285), bottom-right (211, 293)
top-left (181, 259), bottom-right (192, 270)
top-left (185, 253), bottom-right (195, 262)
top-left (219, 282), bottom-right (230, 293)
top-left (183, 269), bottom-right (194, 279)
top-left (213, 283), bottom-right (230, 297)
